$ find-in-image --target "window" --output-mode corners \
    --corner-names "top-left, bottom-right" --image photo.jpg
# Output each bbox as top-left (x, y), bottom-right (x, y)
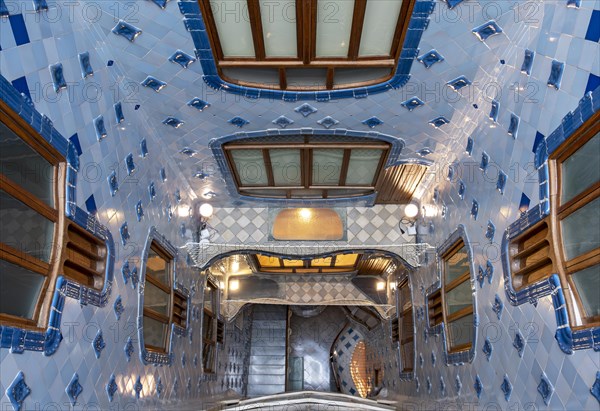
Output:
top-left (142, 241), bottom-right (178, 352)
top-left (551, 116), bottom-right (599, 328)
top-left (224, 139), bottom-right (390, 199)
top-left (199, 0), bottom-right (416, 90)
top-left (428, 238), bottom-right (474, 353)
top-left (0, 113), bottom-right (62, 329)
top-left (1, 104), bottom-right (107, 331)
top-left (397, 278), bottom-right (414, 372)
top-left (203, 278), bottom-right (219, 373)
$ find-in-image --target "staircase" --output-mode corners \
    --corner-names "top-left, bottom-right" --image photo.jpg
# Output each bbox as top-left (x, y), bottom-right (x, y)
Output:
top-left (247, 305), bottom-right (288, 397)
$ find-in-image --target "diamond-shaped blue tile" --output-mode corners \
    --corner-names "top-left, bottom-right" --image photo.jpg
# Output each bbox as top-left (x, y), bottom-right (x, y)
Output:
top-left (466, 137), bottom-right (474, 155)
top-left (496, 171), bottom-right (507, 194)
top-left (401, 97), bottom-right (425, 111)
top-left (169, 50), bottom-right (196, 68)
top-left (489, 100), bottom-right (499, 122)
top-left (160, 167), bottom-right (167, 181)
top-left (49, 63), bottom-right (67, 93)
top-left (125, 153), bottom-right (135, 175)
top-left (141, 76), bottom-right (166, 92)
top-left (472, 20), bottom-right (503, 41)
top-left (6, 371), bottom-right (31, 411)
top-left (474, 375), bottom-right (483, 399)
top-left (135, 200), bottom-right (144, 222)
top-left (492, 294), bottom-right (503, 320)
top-left (537, 373), bottom-right (554, 406)
top-left (112, 20), bottom-right (142, 42)
top-left (272, 115), bottom-right (294, 128)
top-left (485, 220), bottom-right (496, 242)
top-left (130, 266), bottom-right (138, 289)
top-left (148, 182), bottom-right (156, 201)
top-left (591, 372), bottom-right (600, 404)
top-left (93, 330), bottom-right (105, 359)
top-left (417, 49), bottom-right (444, 68)
top-left (66, 373), bottom-right (83, 406)
top-left (480, 151), bottom-right (489, 171)
top-left (114, 102), bottom-right (124, 124)
top-left (513, 331), bottom-right (525, 357)
top-left (134, 377), bottom-right (143, 399)
top-left (78, 51), bottom-right (94, 79)
top-left (455, 375), bottom-right (462, 394)
top-left (501, 375), bottom-right (512, 401)
top-left (163, 117), bottom-right (184, 128)
top-left (188, 98), bottom-right (210, 111)
top-left (362, 116), bottom-right (383, 128)
top-left (228, 116), bottom-right (249, 128)
top-left (114, 296), bottom-right (124, 320)
top-left (417, 147), bottom-right (433, 157)
top-left (429, 116), bottom-right (449, 128)
top-left (521, 49), bottom-right (535, 75)
top-left (317, 116), bottom-right (339, 129)
top-left (458, 180), bottom-right (465, 199)
top-left (483, 338), bottom-right (493, 361)
top-left (471, 199), bottom-right (479, 220)
top-left (447, 76), bottom-right (472, 91)
top-left (119, 223), bottom-right (129, 246)
top-left (294, 103), bottom-right (317, 117)
top-left (547, 60), bottom-right (565, 90)
top-left (140, 139), bottom-right (148, 158)
top-left (94, 115), bottom-right (107, 141)
top-left (426, 377), bottom-right (432, 393)
top-left (106, 374), bottom-right (118, 402)
top-left (508, 113), bottom-right (519, 138)
top-left (124, 337), bottom-right (134, 362)
top-left (179, 147), bottom-right (198, 157)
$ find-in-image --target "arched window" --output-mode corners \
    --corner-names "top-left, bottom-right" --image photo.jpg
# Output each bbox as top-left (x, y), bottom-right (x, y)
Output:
top-left (199, 0), bottom-right (415, 90)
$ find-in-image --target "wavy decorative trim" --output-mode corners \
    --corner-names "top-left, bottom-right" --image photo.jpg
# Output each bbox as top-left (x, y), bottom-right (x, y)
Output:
top-left (424, 225), bottom-right (478, 365)
top-left (178, 0), bottom-right (435, 101)
top-left (0, 74), bottom-right (115, 355)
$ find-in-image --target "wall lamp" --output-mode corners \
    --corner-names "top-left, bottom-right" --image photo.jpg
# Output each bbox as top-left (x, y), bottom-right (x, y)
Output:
top-left (399, 203), bottom-right (419, 236)
top-left (198, 203), bottom-right (214, 243)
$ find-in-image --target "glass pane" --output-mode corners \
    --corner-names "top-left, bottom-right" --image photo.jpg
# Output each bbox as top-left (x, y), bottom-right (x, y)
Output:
top-left (203, 312), bottom-right (214, 340)
top-left (571, 264), bottom-right (600, 319)
top-left (230, 149), bottom-right (268, 186)
top-left (260, 0), bottom-right (297, 57)
top-left (561, 196), bottom-right (600, 260)
top-left (561, 133), bottom-right (599, 204)
top-left (257, 254), bottom-right (280, 268)
top-left (399, 283), bottom-right (411, 311)
top-left (282, 259), bottom-right (304, 267)
top-left (222, 67), bottom-right (280, 87)
top-left (290, 189), bottom-right (324, 198)
top-left (144, 281), bottom-right (169, 316)
top-left (311, 257), bottom-right (332, 267)
top-left (0, 259), bottom-right (45, 319)
top-left (286, 68), bottom-right (328, 89)
top-left (0, 121), bottom-right (54, 207)
top-left (143, 316), bottom-right (167, 349)
top-left (270, 149), bottom-right (302, 186)
top-left (345, 149), bottom-right (383, 185)
top-left (358, 0), bottom-right (403, 57)
top-left (447, 313), bottom-right (473, 349)
top-left (444, 244), bottom-right (469, 285)
top-left (204, 283), bottom-right (216, 311)
top-left (0, 190), bottom-right (54, 262)
top-left (147, 245), bottom-right (170, 286)
top-left (335, 253), bottom-right (358, 267)
top-left (316, 0), bottom-right (355, 57)
top-left (210, 0), bottom-right (255, 57)
top-left (240, 189), bottom-right (287, 197)
top-left (334, 68), bottom-right (392, 85)
top-left (312, 149), bottom-right (344, 185)
top-left (444, 280), bottom-right (472, 316)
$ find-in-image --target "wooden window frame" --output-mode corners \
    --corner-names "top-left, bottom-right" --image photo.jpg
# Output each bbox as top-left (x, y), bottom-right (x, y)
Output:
top-left (203, 278), bottom-right (219, 373)
top-left (197, 0), bottom-right (416, 91)
top-left (439, 239), bottom-right (474, 353)
top-left (142, 241), bottom-right (175, 353)
top-left (223, 140), bottom-right (390, 200)
top-left (0, 101), bottom-right (64, 331)
top-left (549, 111), bottom-right (600, 329)
top-left (397, 278), bottom-right (414, 372)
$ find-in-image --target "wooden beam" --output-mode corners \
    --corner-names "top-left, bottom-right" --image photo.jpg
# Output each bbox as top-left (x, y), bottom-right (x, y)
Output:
top-left (348, 0), bottom-right (367, 59)
top-left (247, 0), bottom-right (266, 60)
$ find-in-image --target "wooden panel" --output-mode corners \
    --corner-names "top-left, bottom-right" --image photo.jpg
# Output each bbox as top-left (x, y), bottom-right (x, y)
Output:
top-left (428, 289), bottom-right (443, 326)
top-left (375, 164), bottom-right (428, 204)
top-left (61, 221), bottom-right (106, 290)
top-left (356, 256), bottom-right (392, 275)
top-left (508, 219), bottom-right (556, 290)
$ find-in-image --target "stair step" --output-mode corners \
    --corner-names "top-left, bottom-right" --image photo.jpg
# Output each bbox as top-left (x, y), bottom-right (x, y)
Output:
top-left (251, 346), bottom-right (286, 356)
top-left (252, 328), bottom-right (287, 339)
top-left (249, 364), bottom-right (286, 375)
top-left (249, 355), bottom-right (286, 365)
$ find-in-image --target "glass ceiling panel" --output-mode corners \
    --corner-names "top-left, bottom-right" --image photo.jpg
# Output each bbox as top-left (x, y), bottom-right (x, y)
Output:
top-left (358, 0), bottom-right (403, 57)
top-left (257, 254), bottom-right (280, 268)
top-left (345, 149), bottom-right (384, 186)
top-left (231, 149), bottom-right (268, 186)
top-left (211, 0), bottom-right (255, 57)
top-left (311, 257), bottom-right (333, 267)
top-left (315, 0), bottom-right (355, 57)
top-left (270, 149), bottom-right (302, 186)
top-left (312, 149), bottom-right (344, 185)
top-left (260, 0), bottom-right (297, 57)
top-left (283, 259), bottom-right (304, 267)
top-left (335, 253), bottom-right (359, 267)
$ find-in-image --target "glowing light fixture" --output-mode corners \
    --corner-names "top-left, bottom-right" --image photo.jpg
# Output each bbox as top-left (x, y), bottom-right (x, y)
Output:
top-left (404, 203), bottom-right (419, 219)
top-left (229, 279), bottom-right (240, 291)
top-left (299, 208), bottom-right (312, 220)
top-left (199, 203), bottom-right (214, 218)
top-left (376, 281), bottom-right (386, 291)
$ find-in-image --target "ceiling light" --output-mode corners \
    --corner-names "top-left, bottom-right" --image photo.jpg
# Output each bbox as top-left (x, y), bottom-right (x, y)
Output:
top-left (229, 279), bottom-right (240, 291)
top-left (199, 203), bottom-right (214, 218)
top-left (389, 281), bottom-right (397, 290)
top-left (376, 281), bottom-right (386, 291)
top-left (299, 208), bottom-right (312, 220)
top-left (404, 203), bottom-right (419, 219)
top-left (178, 205), bottom-right (190, 217)
top-left (231, 260), bottom-right (240, 273)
